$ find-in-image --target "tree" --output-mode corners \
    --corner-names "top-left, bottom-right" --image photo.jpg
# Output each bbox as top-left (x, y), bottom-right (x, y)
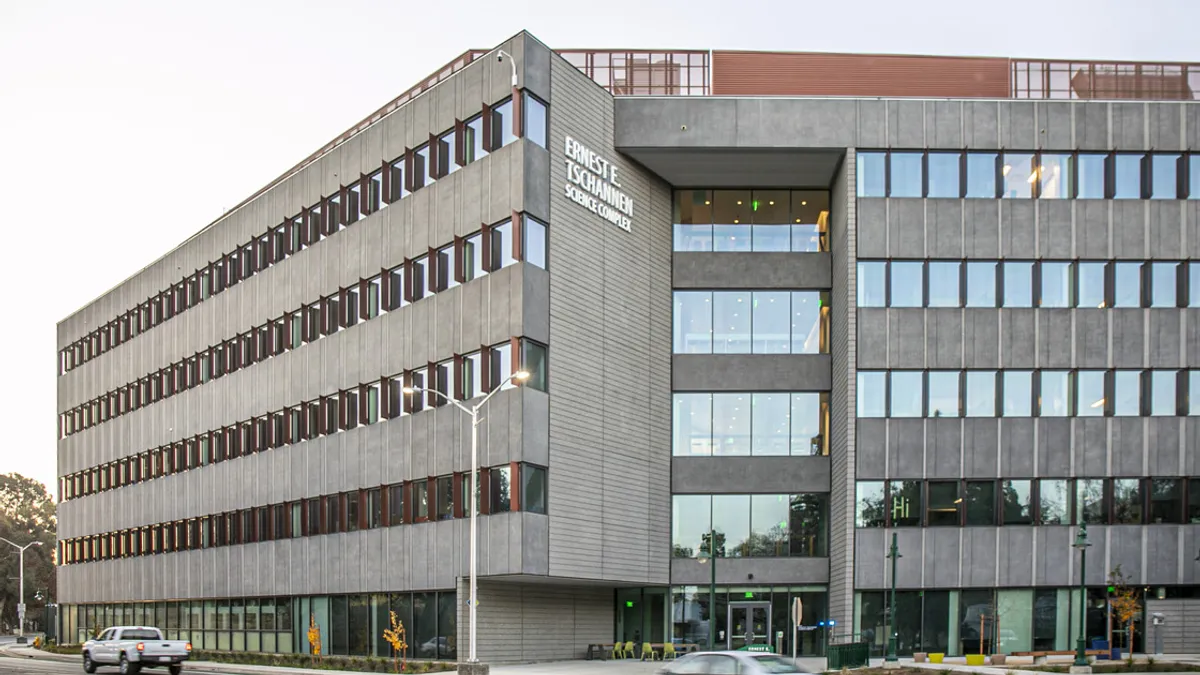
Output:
top-left (1108, 565), bottom-right (1140, 656)
top-left (382, 610), bottom-right (408, 673)
top-left (0, 474), bottom-right (56, 632)
top-left (307, 614), bottom-right (322, 664)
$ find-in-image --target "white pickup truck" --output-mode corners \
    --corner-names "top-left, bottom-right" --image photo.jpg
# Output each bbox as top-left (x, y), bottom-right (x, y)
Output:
top-left (82, 626), bottom-right (191, 675)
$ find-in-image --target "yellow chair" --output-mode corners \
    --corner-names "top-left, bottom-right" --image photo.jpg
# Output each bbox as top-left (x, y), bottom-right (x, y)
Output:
top-left (663, 643), bottom-right (677, 660)
top-left (641, 642), bottom-right (659, 661)
top-left (623, 641), bottom-right (635, 659)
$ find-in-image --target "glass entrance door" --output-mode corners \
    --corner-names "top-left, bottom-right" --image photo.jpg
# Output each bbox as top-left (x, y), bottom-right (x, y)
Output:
top-left (727, 602), bottom-right (771, 650)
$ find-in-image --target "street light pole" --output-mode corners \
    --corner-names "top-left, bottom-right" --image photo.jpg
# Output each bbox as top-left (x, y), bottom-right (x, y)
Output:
top-left (1073, 525), bottom-right (1092, 671)
top-left (696, 528), bottom-right (717, 651)
top-left (404, 370), bottom-right (528, 666)
top-left (0, 537), bottom-right (43, 643)
top-left (884, 533), bottom-right (901, 668)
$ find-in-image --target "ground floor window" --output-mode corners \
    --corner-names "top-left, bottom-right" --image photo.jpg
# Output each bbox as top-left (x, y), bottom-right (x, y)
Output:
top-left (59, 590), bottom-right (457, 660)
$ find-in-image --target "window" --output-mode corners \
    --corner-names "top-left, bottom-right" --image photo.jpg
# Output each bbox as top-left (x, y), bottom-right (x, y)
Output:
top-left (523, 214), bottom-right (547, 269)
top-left (435, 130), bottom-right (457, 177)
top-left (714, 291), bottom-right (751, 353)
top-left (1002, 153), bottom-right (1035, 198)
top-left (1191, 371), bottom-right (1200, 416)
top-left (753, 292), bottom-right (790, 353)
top-left (1112, 479), bottom-right (1142, 524)
top-left (436, 476), bottom-right (453, 520)
top-left (751, 393), bottom-right (790, 456)
top-left (965, 481), bottom-right (996, 526)
top-left (520, 464), bottom-right (547, 514)
top-left (1039, 371), bottom-right (1070, 417)
top-left (889, 152), bottom-right (923, 197)
top-left (1191, 156), bottom-right (1200, 199)
top-left (1077, 153), bottom-right (1106, 198)
top-left (490, 98), bottom-right (516, 150)
top-left (891, 481), bottom-right (922, 527)
top-left (673, 291), bottom-right (827, 355)
top-left (488, 342), bottom-right (514, 391)
top-left (789, 494), bottom-right (828, 556)
top-left (1040, 262), bottom-right (1072, 307)
top-left (1149, 479), bottom-right (1182, 524)
top-left (926, 482), bottom-right (960, 526)
top-left (1151, 154), bottom-right (1179, 199)
top-left (857, 262), bottom-right (886, 307)
top-left (463, 233), bottom-right (486, 281)
top-left (464, 114), bottom-right (487, 164)
top-left (791, 393), bottom-right (828, 457)
top-left (927, 262), bottom-right (960, 307)
top-left (857, 371), bottom-right (886, 417)
top-left (462, 351), bottom-right (483, 399)
top-left (523, 92), bottom-right (547, 148)
top-left (490, 466), bottom-right (512, 513)
top-left (927, 371), bottom-right (960, 417)
top-left (890, 371), bottom-right (923, 417)
top-left (388, 484), bottom-right (404, 525)
top-left (966, 152), bottom-right (997, 198)
top-left (433, 360), bottom-right (453, 406)
top-left (1113, 153), bottom-right (1144, 199)
top-left (674, 190), bottom-right (713, 251)
top-left (520, 339), bottom-right (548, 392)
top-left (927, 152), bottom-right (960, 198)
top-left (1150, 370), bottom-right (1177, 416)
top-left (435, 245), bottom-right (458, 291)
top-left (857, 152), bottom-right (886, 197)
top-left (748, 494), bottom-right (790, 556)
top-left (713, 494), bottom-right (750, 557)
top-left (410, 256), bottom-right (429, 301)
top-left (890, 262), bottom-right (923, 307)
top-left (490, 219), bottom-right (515, 270)
top-left (413, 144), bottom-right (431, 189)
top-left (366, 170), bottom-right (384, 213)
top-left (791, 190), bottom-right (829, 252)
top-left (1114, 262), bottom-right (1142, 307)
top-left (1150, 262), bottom-right (1178, 307)
top-left (1039, 154), bottom-right (1072, 199)
top-left (1190, 479), bottom-right (1200, 523)
top-left (965, 262), bottom-right (997, 307)
top-left (1001, 480), bottom-right (1033, 525)
top-left (674, 394), bottom-right (712, 456)
top-left (1113, 371), bottom-right (1141, 416)
top-left (1076, 479), bottom-right (1106, 525)
top-left (1076, 371), bottom-right (1106, 417)
top-left (713, 190), bottom-right (751, 251)
top-left (1003, 261), bottom-right (1034, 307)
top-left (1077, 262), bottom-right (1107, 308)
top-left (750, 189), bottom-right (790, 252)
top-left (1039, 479), bottom-right (1069, 525)
top-left (346, 492), bottom-right (360, 532)
top-left (712, 393), bottom-right (750, 456)
top-left (1002, 371), bottom-right (1033, 417)
top-left (413, 481), bottom-right (428, 521)
top-left (672, 495), bottom-right (711, 557)
top-left (856, 482), bottom-right (886, 527)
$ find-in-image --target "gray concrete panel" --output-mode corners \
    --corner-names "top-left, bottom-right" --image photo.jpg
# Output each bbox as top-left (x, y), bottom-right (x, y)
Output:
top-left (1109, 526), bottom-right (1143, 582)
top-left (1148, 309), bottom-right (1182, 368)
top-left (858, 309), bottom-right (888, 369)
top-left (671, 557), bottom-right (830, 586)
top-left (887, 420), bottom-right (925, 479)
top-left (1112, 103), bottom-right (1146, 149)
top-left (1000, 309), bottom-right (1037, 368)
top-left (888, 311), bottom-right (925, 368)
top-left (853, 528), bottom-right (886, 589)
top-left (857, 200), bottom-right (888, 259)
top-left (1075, 103), bottom-right (1109, 151)
top-left (1035, 526), bottom-right (1074, 587)
top-left (856, 420), bottom-right (887, 480)
top-left (1037, 102), bottom-right (1073, 151)
top-left (1037, 200), bottom-right (1074, 260)
top-left (888, 199), bottom-right (926, 259)
top-left (1111, 309), bottom-right (1145, 368)
top-left (964, 201), bottom-right (1000, 258)
top-left (1186, 419), bottom-right (1200, 476)
top-left (925, 101), bottom-right (964, 149)
top-left (888, 100), bottom-right (925, 148)
top-left (1038, 310), bottom-right (1073, 369)
top-left (672, 354), bottom-right (832, 391)
top-left (1000, 200), bottom-right (1037, 259)
top-left (1076, 310), bottom-right (1109, 368)
top-left (1144, 526), bottom-right (1179, 583)
top-left (926, 418), bottom-right (963, 479)
top-left (923, 528), bottom-right (961, 588)
top-left (997, 527), bottom-right (1034, 587)
top-left (963, 101), bottom-right (1000, 149)
top-left (962, 419), bottom-right (999, 478)
top-left (1188, 311), bottom-right (1200, 366)
top-left (1003, 418), bottom-right (1037, 477)
top-left (1070, 417), bottom-right (1108, 478)
top-left (1148, 201), bottom-right (1185, 260)
top-left (1113, 201), bottom-right (1148, 259)
top-left (927, 309), bottom-right (963, 369)
top-left (1075, 200), bottom-right (1110, 260)
top-left (672, 252), bottom-right (832, 289)
top-left (1146, 418), bottom-right (1181, 477)
top-left (961, 527), bottom-right (998, 588)
top-left (963, 309), bottom-right (1000, 368)
top-left (1000, 102), bottom-right (1038, 150)
top-left (928, 200), bottom-right (965, 259)
top-left (1189, 105), bottom-right (1200, 151)
top-left (671, 456), bottom-right (830, 494)
top-left (857, 101), bottom-right (887, 149)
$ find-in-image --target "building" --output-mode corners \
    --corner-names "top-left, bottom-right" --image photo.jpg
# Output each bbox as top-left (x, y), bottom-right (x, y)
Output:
top-left (55, 31), bottom-right (1200, 662)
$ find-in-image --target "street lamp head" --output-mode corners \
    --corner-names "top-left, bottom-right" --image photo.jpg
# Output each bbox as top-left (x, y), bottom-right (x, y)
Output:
top-left (513, 370), bottom-right (531, 382)
top-left (402, 386), bottom-right (416, 395)
top-left (1073, 525), bottom-right (1091, 550)
top-left (696, 550), bottom-right (710, 564)
top-left (31, 541), bottom-right (42, 547)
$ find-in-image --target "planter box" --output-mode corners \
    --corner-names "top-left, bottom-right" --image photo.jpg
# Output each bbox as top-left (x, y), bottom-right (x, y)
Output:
top-left (990, 655), bottom-right (1007, 665)
top-left (930, 653), bottom-right (945, 664)
top-left (913, 652), bottom-right (927, 663)
top-left (965, 654), bottom-right (986, 666)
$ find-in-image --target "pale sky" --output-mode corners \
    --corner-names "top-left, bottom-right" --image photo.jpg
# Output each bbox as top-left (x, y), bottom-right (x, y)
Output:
top-left (2, 0), bottom-right (1197, 498)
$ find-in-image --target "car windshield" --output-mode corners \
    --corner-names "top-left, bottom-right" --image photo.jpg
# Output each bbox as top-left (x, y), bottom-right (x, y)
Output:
top-left (121, 630), bottom-right (160, 640)
top-left (751, 655), bottom-right (805, 673)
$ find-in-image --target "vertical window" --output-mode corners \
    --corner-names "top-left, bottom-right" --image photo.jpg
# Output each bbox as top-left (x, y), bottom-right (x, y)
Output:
top-left (712, 393), bottom-right (751, 456)
top-left (1113, 262), bottom-right (1142, 307)
top-left (673, 393), bottom-right (712, 456)
top-left (436, 476), bottom-right (453, 520)
top-left (491, 219), bottom-right (516, 270)
top-left (1112, 479), bottom-right (1142, 524)
top-left (1113, 153), bottom-right (1144, 199)
top-left (385, 266), bottom-right (406, 311)
top-left (436, 245), bottom-right (458, 291)
top-left (1002, 371), bottom-right (1033, 417)
top-left (436, 130), bottom-right (458, 177)
top-left (926, 152), bottom-right (961, 198)
top-left (490, 98), bottom-right (516, 149)
top-left (488, 342), bottom-right (514, 390)
top-left (713, 190), bottom-right (751, 251)
top-left (345, 183), bottom-right (362, 224)
top-left (750, 190), bottom-right (790, 252)
top-left (891, 481), bottom-right (922, 527)
top-left (857, 262), bottom-right (886, 307)
top-left (890, 371), bottom-right (924, 418)
top-left (674, 190), bottom-right (713, 252)
top-left (1076, 479), bottom-right (1106, 524)
top-left (1190, 371), bottom-right (1200, 416)
top-left (791, 392), bottom-right (827, 456)
top-left (927, 371), bottom-right (960, 418)
top-left (966, 152), bottom-right (998, 198)
top-left (673, 291), bottom-right (712, 353)
top-left (520, 465), bottom-right (547, 514)
top-left (926, 482), bottom-right (960, 526)
top-left (1149, 479), bottom-right (1183, 524)
top-left (490, 466), bottom-right (512, 513)
top-left (1191, 155), bottom-right (1200, 199)
top-left (410, 256), bottom-right (429, 301)
top-left (1039, 371), bottom-right (1070, 417)
top-left (1077, 153), bottom-right (1107, 198)
top-left (387, 157), bottom-right (408, 202)
top-left (856, 152), bottom-right (886, 197)
top-left (366, 170), bottom-right (383, 213)
top-left (889, 152), bottom-right (923, 197)
top-left (523, 92), bottom-right (548, 148)
top-left (889, 261), bottom-right (924, 307)
top-left (855, 482), bottom-right (886, 527)
top-left (1076, 371), bottom-right (1106, 417)
top-left (1002, 152), bottom-right (1035, 198)
top-left (1113, 371), bottom-right (1142, 416)
top-left (1000, 479), bottom-right (1033, 525)
top-left (413, 145), bottom-right (431, 189)
top-left (1151, 154), bottom-right (1180, 199)
top-left (523, 214), bottom-right (547, 269)
top-left (791, 190), bottom-right (829, 252)
top-left (1038, 154), bottom-right (1072, 199)
top-left (1002, 261), bottom-right (1034, 307)
top-left (365, 276), bottom-right (381, 319)
top-left (1150, 262), bottom-right (1179, 307)
top-left (965, 372), bottom-right (997, 417)
top-left (1040, 262), bottom-right (1072, 307)
top-left (752, 292), bottom-right (790, 354)
top-left (1077, 262), bottom-right (1107, 308)
top-left (387, 485), bottom-right (403, 525)
top-left (462, 351), bottom-right (482, 399)
top-left (413, 481), bottom-right (428, 521)
top-left (520, 340), bottom-right (548, 392)
top-left (927, 262), bottom-right (961, 307)
top-left (673, 495), bottom-right (712, 556)
top-left (1038, 479), bottom-right (1069, 525)
top-left (1150, 370), bottom-right (1177, 416)
top-left (713, 291), bottom-right (752, 353)
top-left (857, 371), bottom-right (886, 418)
top-left (463, 232), bottom-right (486, 281)
top-left (751, 393), bottom-right (790, 456)
top-left (464, 114), bottom-right (487, 164)
top-left (965, 261), bottom-right (997, 307)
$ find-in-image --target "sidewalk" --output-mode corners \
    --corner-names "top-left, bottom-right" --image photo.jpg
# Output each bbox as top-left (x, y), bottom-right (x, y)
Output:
top-left (875, 653), bottom-right (1200, 675)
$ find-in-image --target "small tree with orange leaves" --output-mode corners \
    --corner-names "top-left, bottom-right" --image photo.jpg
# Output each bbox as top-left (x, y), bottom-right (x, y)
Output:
top-left (382, 611), bottom-right (408, 673)
top-left (306, 614), bottom-right (323, 665)
top-left (1108, 565), bottom-right (1141, 657)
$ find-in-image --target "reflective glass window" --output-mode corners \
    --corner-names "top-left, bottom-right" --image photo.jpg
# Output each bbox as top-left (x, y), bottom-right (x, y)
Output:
top-left (1191, 155), bottom-right (1200, 199)
top-left (927, 371), bottom-right (960, 418)
top-left (1192, 262), bottom-right (1200, 308)
top-left (673, 292), bottom-right (712, 353)
top-left (523, 215), bottom-right (548, 269)
top-left (1038, 479), bottom-right (1069, 525)
top-left (1038, 153), bottom-right (1072, 199)
top-left (790, 190), bottom-right (829, 253)
top-left (1076, 370), bottom-right (1106, 417)
top-left (750, 494), bottom-right (791, 557)
top-left (791, 393), bottom-right (825, 456)
top-left (750, 190), bottom-right (791, 252)
top-left (1113, 153), bottom-right (1143, 199)
top-left (674, 190), bottom-right (713, 251)
top-left (752, 292), bottom-right (790, 354)
top-left (463, 233), bottom-right (486, 282)
top-left (436, 130), bottom-right (458, 177)
top-left (790, 494), bottom-right (828, 556)
top-left (927, 262), bottom-right (960, 307)
top-left (1191, 479), bottom-right (1200, 523)
top-left (1113, 262), bottom-right (1142, 307)
top-left (1040, 262), bottom-right (1072, 307)
top-left (712, 393), bottom-right (750, 456)
top-left (965, 481), bottom-right (995, 526)
top-left (965, 152), bottom-right (997, 198)
top-left (1113, 371), bottom-right (1141, 416)
top-left (1150, 370), bottom-right (1177, 416)
top-left (1039, 371), bottom-right (1070, 417)
top-left (491, 219), bottom-right (516, 270)
top-left (1149, 479), bottom-right (1183, 524)
top-left (713, 292), bottom-right (752, 353)
top-left (1150, 262), bottom-right (1178, 307)
top-left (890, 152), bottom-right (923, 197)
top-left (1002, 153), bottom-right (1035, 198)
top-left (857, 371), bottom-right (886, 418)
top-left (1077, 479), bottom-right (1106, 525)
top-left (673, 394), bottom-right (712, 456)
top-left (410, 256), bottom-right (429, 300)
top-left (965, 371), bottom-right (997, 417)
top-left (966, 261), bottom-right (997, 307)
top-left (890, 371), bottom-right (924, 417)
top-left (491, 98), bottom-right (516, 149)
top-left (890, 262), bottom-right (924, 307)
top-left (1151, 154), bottom-right (1179, 199)
top-left (1003, 261), bottom-right (1034, 307)
top-left (523, 92), bottom-right (547, 148)
top-left (713, 495), bottom-right (751, 557)
top-left (926, 482), bottom-right (960, 526)
top-left (1112, 479), bottom-right (1142, 524)
top-left (464, 114), bottom-right (487, 164)
top-left (1191, 371), bottom-right (1200, 416)
top-left (751, 393), bottom-right (790, 456)
top-left (1077, 153), bottom-right (1107, 198)
top-left (436, 244), bottom-right (458, 291)
top-left (413, 145), bottom-right (432, 189)
top-left (1077, 262), bottom-right (1107, 308)
top-left (712, 190), bottom-right (751, 251)
top-left (1001, 479), bottom-right (1034, 525)
top-left (927, 152), bottom-right (961, 198)
top-left (857, 262), bottom-right (886, 307)
top-left (672, 495), bottom-right (710, 558)
top-left (1002, 371), bottom-right (1033, 417)
top-left (856, 152), bottom-right (886, 197)
top-left (891, 480), bottom-right (922, 527)
top-left (791, 291), bottom-right (827, 354)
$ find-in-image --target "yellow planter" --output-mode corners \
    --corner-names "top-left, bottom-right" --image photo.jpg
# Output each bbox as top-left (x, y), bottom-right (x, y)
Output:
top-left (965, 654), bottom-right (986, 666)
top-left (930, 653), bottom-right (945, 664)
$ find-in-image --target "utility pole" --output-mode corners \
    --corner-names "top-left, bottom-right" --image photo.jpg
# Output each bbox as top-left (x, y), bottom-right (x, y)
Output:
top-left (884, 533), bottom-right (901, 668)
top-left (0, 537), bottom-right (43, 643)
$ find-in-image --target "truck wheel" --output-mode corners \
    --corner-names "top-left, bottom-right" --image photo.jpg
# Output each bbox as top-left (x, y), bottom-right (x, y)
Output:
top-left (82, 652), bottom-right (96, 674)
top-left (169, 666), bottom-right (182, 675)
top-left (119, 654), bottom-right (140, 675)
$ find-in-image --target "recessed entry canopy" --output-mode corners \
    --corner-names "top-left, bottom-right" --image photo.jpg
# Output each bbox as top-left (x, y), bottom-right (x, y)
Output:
top-left (619, 147), bottom-right (844, 189)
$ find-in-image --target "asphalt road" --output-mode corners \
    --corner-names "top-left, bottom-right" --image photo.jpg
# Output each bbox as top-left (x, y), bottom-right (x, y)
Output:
top-left (0, 655), bottom-right (234, 675)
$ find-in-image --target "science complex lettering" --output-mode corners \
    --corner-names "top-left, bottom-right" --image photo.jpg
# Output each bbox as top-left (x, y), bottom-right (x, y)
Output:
top-left (563, 135), bottom-right (634, 232)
